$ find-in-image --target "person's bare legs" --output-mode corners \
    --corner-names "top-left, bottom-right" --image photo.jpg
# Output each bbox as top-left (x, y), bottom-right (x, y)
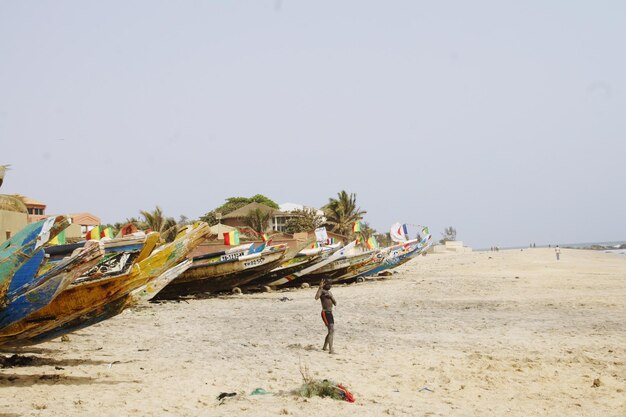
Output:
top-left (327, 323), bottom-right (334, 354)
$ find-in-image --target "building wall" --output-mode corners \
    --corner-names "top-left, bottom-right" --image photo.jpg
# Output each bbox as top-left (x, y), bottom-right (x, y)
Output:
top-left (221, 218), bottom-right (273, 232)
top-left (64, 223), bottom-right (84, 241)
top-left (0, 210), bottom-right (28, 244)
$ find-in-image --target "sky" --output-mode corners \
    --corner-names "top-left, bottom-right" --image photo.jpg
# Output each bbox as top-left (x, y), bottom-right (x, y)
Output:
top-left (1, 1), bottom-right (625, 249)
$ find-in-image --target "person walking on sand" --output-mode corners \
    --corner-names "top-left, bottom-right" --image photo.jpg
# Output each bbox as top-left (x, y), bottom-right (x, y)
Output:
top-left (555, 245), bottom-right (560, 260)
top-left (315, 278), bottom-right (337, 354)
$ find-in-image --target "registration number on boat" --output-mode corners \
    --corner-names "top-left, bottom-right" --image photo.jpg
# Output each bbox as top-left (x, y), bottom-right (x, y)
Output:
top-left (221, 251), bottom-right (245, 262)
top-left (243, 257), bottom-right (265, 268)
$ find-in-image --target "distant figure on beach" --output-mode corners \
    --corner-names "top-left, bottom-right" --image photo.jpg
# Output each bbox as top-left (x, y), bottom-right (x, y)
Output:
top-left (315, 279), bottom-right (337, 354)
top-left (555, 245), bottom-right (560, 260)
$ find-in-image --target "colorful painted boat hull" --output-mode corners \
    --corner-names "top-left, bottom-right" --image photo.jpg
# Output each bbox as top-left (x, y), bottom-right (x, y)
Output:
top-left (243, 254), bottom-right (323, 289)
top-left (6, 250), bottom-right (46, 299)
top-left (266, 242), bottom-right (351, 287)
top-left (359, 235), bottom-right (432, 278)
top-left (14, 259), bottom-right (193, 346)
top-left (0, 241), bottom-right (104, 331)
top-left (281, 248), bottom-right (373, 287)
top-left (0, 222), bottom-right (209, 345)
top-left (154, 248), bottom-right (287, 298)
top-left (0, 216), bottom-right (69, 302)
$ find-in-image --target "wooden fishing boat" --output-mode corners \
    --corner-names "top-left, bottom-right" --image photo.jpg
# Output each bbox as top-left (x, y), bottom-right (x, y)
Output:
top-left (329, 250), bottom-right (388, 284)
top-left (265, 242), bottom-right (351, 288)
top-left (40, 233), bottom-right (159, 280)
top-left (6, 250), bottom-right (47, 300)
top-left (0, 222), bottom-right (209, 345)
top-left (132, 258), bottom-right (193, 302)
top-left (7, 233), bottom-right (143, 302)
top-left (0, 241), bottom-right (104, 331)
top-left (13, 259), bottom-right (193, 347)
top-left (358, 233), bottom-right (432, 279)
top-left (240, 237), bottom-right (321, 290)
top-left (242, 251), bottom-right (323, 290)
top-left (0, 216), bottom-right (69, 302)
top-left (153, 244), bottom-right (288, 299)
top-left (281, 248), bottom-right (375, 288)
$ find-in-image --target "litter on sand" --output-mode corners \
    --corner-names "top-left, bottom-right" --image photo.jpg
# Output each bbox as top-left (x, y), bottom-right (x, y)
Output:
top-left (216, 392), bottom-right (237, 400)
top-left (250, 387), bottom-right (271, 395)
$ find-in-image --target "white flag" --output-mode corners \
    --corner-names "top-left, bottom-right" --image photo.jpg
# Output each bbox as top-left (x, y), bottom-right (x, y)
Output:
top-left (314, 227), bottom-right (328, 243)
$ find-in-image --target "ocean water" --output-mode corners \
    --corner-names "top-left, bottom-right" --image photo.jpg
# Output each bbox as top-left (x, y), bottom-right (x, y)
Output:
top-left (560, 240), bottom-right (626, 249)
top-left (560, 240), bottom-right (626, 259)
top-left (604, 250), bottom-right (626, 259)
top-left (482, 241), bottom-right (626, 258)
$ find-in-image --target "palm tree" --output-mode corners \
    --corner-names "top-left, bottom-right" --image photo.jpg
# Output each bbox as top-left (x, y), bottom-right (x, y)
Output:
top-left (0, 164), bottom-right (9, 188)
top-left (139, 206), bottom-right (178, 242)
top-left (323, 191), bottom-right (367, 237)
top-left (243, 208), bottom-right (272, 234)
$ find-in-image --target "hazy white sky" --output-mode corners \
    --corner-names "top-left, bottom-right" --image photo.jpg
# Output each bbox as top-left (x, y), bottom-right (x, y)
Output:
top-left (1, 1), bottom-right (625, 248)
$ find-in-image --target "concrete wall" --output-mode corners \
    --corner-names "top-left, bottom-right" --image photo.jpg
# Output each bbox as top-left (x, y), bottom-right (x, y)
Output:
top-left (0, 210), bottom-right (28, 244)
top-left (428, 241), bottom-right (473, 254)
top-left (64, 223), bottom-right (83, 241)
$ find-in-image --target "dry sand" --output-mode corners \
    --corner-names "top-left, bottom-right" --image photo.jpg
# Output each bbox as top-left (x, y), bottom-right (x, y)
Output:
top-left (1, 248), bottom-right (625, 416)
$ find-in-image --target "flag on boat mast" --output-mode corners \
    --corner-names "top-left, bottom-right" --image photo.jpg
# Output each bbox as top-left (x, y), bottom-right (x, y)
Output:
top-left (314, 227), bottom-right (328, 243)
top-left (223, 230), bottom-right (240, 246)
top-left (366, 236), bottom-right (379, 249)
top-left (390, 222), bottom-right (409, 243)
top-left (86, 225), bottom-right (101, 240)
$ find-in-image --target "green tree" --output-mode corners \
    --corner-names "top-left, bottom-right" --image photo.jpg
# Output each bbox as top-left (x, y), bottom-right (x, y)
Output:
top-left (323, 190), bottom-right (367, 237)
top-left (357, 221), bottom-right (376, 240)
top-left (248, 194), bottom-right (279, 209)
top-left (200, 194), bottom-right (279, 226)
top-left (140, 206), bottom-right (178, 242)
top-left (284, 208), bottom-right (324, 234)
top-left (378, 232), bottom-right (392, 247)
top-left (439, 226), bottom-right (457, 244)
top-left (243, 208), bottom-right (273, 234)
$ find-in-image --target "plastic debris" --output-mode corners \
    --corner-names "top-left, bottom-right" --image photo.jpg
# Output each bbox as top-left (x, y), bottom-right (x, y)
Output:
top-left (250, 387), bottom-right (270, 395)
top-left (217, 392), bottom-right (237, 400)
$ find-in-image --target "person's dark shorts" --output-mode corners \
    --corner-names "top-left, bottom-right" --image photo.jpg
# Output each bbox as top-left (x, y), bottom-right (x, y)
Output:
top-left (321, 310), bottom-right (334, 326)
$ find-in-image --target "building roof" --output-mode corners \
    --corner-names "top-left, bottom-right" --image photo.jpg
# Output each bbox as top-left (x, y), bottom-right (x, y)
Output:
top-left (209, 223), bottom-right (236, 237)
top-left (68, 212), bottom-right (101, 225)
top-left (0, 195), bottom-right (27, 213)
top-left (221, 202), bottom-right (282, 219)
top-left (20, 196), bottom-right (46, 207)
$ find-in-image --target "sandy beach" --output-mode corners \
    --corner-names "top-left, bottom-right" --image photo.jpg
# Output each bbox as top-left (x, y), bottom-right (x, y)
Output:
top-left (1, 248), bottom-right (624, 417)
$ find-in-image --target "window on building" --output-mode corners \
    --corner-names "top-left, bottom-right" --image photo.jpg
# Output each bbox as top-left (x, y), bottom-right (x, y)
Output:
top-left (273, 216), bottom-right (288, 232)
top-left (5, 231), bottom-right (10, 240)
